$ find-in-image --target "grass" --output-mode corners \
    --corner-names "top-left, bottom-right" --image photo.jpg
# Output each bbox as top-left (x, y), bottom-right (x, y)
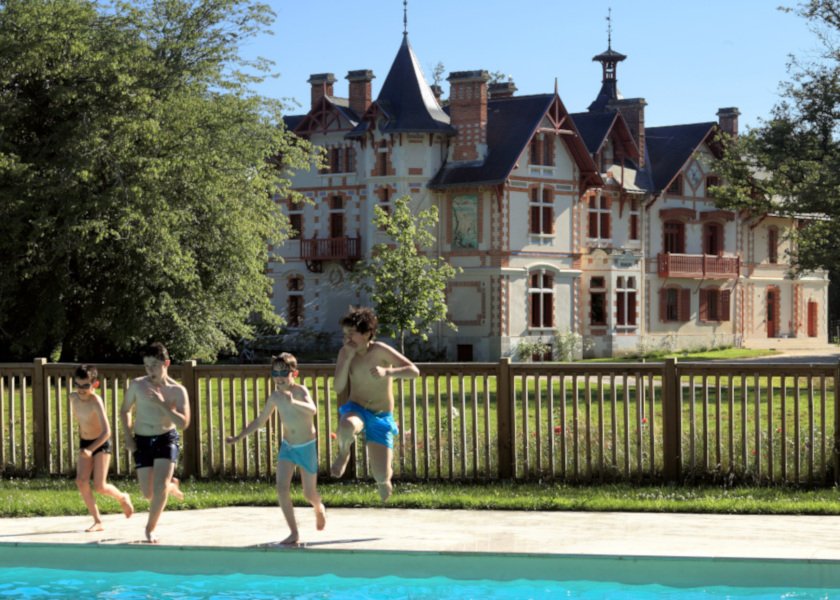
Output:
top-left (583, 348), bottom-right (777, 362)
top-left (3, 477), bottom-right (840, 518)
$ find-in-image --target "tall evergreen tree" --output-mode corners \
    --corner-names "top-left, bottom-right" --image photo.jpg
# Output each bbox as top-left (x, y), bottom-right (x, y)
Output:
top-left (0, 0), bottom-right (315, 361)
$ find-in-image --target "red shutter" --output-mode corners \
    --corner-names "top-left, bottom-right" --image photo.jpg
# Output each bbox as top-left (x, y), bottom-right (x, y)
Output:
top-left (679, 289), bottom-right (691, 322)
top-left (720, 290), bottom-right (731, 322)
top-left (699, 289), bottom-right (708, 322)
top-left (542, 206), bottom-right (552, 234)
top-left (530, 138), bottom-right (540, 165)
top-left (659, 288), bottom-right (667, 322)
top-left (588, 212), bottom-right (598, 238)
top-left (628, 291), bottom-right (637, 325)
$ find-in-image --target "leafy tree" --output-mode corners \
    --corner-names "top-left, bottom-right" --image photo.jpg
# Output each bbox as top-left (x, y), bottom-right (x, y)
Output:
top-left (712, 1), bottom-right (840, 275)
top-left (351, 196), bottom-right (460, 355)
top-left (0, 0), bottom-right (316, 361)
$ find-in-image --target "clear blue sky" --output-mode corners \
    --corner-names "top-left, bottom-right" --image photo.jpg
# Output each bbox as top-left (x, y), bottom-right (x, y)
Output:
top-left (242, 1), bottom-right (822, 131)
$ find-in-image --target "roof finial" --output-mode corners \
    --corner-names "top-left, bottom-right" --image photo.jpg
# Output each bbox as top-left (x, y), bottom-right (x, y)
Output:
top-left (554, 77), bottom-right (558, 95)
top-left (606, 7), bottom-right (613, 49)
top-left (403, 0), bottom-right (408, 36)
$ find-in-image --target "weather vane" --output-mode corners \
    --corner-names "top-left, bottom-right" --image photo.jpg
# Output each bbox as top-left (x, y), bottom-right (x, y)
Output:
top-left (403, 0), bottom-right (408, 35)
top-left (606, 7), bottom-right (613, 49)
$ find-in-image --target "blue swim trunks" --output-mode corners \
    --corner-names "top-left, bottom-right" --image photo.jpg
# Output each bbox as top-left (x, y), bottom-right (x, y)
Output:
top-left (339, 401), bottom-right (399, 449)
top-left (278, 439), bottom-right (318, 474)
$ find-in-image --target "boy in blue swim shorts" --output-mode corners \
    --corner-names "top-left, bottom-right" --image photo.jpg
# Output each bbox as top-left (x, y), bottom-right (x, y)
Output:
top-left (227, 352), bottom-right (326, 546)
top-left (331, 307), bottom-right (419, 501)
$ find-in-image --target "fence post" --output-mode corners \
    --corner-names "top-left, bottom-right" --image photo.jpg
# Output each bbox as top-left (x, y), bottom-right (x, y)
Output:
top-left (497, 357), bottom-right (514, 479)
top-left (834, 358), bottom-right (840, 486)
top-left (662, 358), bottom-right (681, 481)
top-left (32, 357), bottom-right (48, 474)
top-left (181, 360), bottom-right (200, 479)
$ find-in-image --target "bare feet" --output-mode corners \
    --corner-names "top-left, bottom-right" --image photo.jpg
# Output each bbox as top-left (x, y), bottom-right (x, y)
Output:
top-left (278, 532), bottom-right (300, 546)
top-left (145, 529), bottom-right (159, 544)
top-left (330, 442), bottom-right (352, 478)
top-left (85, 522), bottom-right (104, 532)
top-left (120, 493), bottom-right (135, 518)
top-left (377, 482), bottom-right (392, 503)
top-left (169, 477), bottom-right (184, 501)
top-left (315, 503), bottom-right (326, 531)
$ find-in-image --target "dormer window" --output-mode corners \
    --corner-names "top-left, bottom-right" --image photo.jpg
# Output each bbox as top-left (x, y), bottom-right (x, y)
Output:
top-left (666, 175), bottom-right (683, 195)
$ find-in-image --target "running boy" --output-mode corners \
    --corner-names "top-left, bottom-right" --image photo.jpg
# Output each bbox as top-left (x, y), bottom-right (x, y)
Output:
top-left (226, 352), bottom-right (326, 546)
top-left (70, 364), bottom-right (134, 531)
top-left (120, 342), bottom-right (190, 543)
top-left (330, 307), bottom-right (419, 501)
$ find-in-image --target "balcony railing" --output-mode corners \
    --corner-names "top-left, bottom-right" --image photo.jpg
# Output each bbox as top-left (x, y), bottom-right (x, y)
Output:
top-left (300, 236), bottom-right (361, 272)
top-left (658, 253), bottom-right (740, 279)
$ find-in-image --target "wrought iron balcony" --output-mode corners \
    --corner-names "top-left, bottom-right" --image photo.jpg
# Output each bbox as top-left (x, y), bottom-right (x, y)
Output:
top-left (657, 253), bottom-right (740, 279)
top-left (300, 236), bottom-right (361, 273)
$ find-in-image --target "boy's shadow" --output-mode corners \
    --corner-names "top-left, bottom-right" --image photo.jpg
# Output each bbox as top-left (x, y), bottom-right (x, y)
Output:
top-left (256, 537), bottom-right (380, 549)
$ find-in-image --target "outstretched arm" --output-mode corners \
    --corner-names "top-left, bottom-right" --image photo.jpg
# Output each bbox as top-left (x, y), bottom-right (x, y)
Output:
top-left (226, 398), bottom-right (275, 443)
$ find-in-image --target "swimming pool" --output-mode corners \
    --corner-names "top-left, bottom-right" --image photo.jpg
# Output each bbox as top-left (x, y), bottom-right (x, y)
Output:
top-left (2, 543), bottom-right (839, 599)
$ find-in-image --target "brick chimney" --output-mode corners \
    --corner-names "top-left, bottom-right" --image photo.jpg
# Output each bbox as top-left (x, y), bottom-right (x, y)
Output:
top-left (346, 70), bottom-right (374, 117)
top-left (307, 73), bottom-right (336, 109)
top-left (610, 97), bottom-right (647, 168)
top-left (489, 81), bottom-right (517, 99)
top-left (447, 70), bottom-right (490, 162)
top-left (717, 107), bottom-right (740, 138)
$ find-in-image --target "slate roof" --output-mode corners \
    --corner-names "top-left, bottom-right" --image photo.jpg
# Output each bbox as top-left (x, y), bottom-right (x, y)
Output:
top-left (282, 115), bottom-right (305, 131)
top-left (569, 111), bottom-right (620, 155)
top-left (645, 122), bottom-right (716, 192)
top-left (429, 94), bottom-right (553, 188)
top-left (347, 35), bottom-right (454, 137)
top-left (325, 96), bottom-right (360, 127)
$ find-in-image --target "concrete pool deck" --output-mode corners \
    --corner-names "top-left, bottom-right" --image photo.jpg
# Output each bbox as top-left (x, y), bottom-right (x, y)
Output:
top-left (2, 506), bottom-right (840, 561)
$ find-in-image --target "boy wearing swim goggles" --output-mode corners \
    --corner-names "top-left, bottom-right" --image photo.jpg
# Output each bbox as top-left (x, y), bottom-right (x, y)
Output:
top-left (226, 352), bottom-right (326, 545)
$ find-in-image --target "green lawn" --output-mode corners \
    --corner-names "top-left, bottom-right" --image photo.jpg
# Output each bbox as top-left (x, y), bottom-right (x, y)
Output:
top-left (3, 477), bottom-right (840, 517)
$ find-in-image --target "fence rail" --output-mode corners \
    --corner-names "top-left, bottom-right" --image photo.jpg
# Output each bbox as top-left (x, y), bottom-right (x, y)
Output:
top-left (1, 358), bottom-right (838, 485)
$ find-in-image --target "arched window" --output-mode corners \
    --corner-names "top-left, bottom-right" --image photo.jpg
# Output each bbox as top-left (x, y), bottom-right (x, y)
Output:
top-left (659, 286), bottom-right (691, 322)
top-left (528, 270), bottom-right (554, 328)
top-left (699, 287), bottom-right (731, 322)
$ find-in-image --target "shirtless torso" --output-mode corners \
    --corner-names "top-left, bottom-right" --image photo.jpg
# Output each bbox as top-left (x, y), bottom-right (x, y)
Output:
top-left (344, 341), bottom-right (400, 413)
top-left (71, 392), bottom-right (107, 441)
top-left (124, 376), bottom-right (189, 438)
top-left (270, 384), bottom-right (317, 445)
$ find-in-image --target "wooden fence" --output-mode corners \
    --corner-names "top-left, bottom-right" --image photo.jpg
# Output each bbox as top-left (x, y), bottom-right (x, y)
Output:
top-left (1, 358), bottom-right (838, 485)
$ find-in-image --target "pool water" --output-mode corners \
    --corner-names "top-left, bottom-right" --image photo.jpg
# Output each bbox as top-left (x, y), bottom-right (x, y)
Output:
top-left (1, 566), bottom-right (837, 599)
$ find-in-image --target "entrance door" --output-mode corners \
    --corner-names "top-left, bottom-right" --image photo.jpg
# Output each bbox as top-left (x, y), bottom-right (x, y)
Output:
top-left (766, 289), bottom-right (778, 338)
top-left (808, 300), bottom-right (818, 338)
